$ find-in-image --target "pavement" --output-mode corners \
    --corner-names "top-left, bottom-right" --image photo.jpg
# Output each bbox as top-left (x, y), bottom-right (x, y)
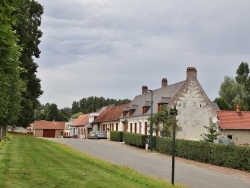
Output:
top-left (47, 138), bottom-right (250, 188)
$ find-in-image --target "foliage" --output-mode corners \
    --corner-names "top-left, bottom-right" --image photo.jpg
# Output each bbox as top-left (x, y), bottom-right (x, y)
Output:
top-left (0, 0), bottom-right (23, 134)
top-left (202, 118), bottom-right (220, 143)
top-left (149, 105), bottom-right (181, 137)
top-left (71, 112), bottom-right (83, 119)
top-left (0, 134), bottom-right (183, 188)
top-left (13, 0), bottom-right (44, 127)
top-left (123, 132), bottom-right (147, 149)
top-left (218, 62), bottom-right (250, 110)
top-left (154, 137), bottom-right (250, 172)
top-left (72, 96), bottom-right (131, 114)
top-left (213, 97), bottom-right (230, 110)
top-left (110, 131), bottom-right (124, 142)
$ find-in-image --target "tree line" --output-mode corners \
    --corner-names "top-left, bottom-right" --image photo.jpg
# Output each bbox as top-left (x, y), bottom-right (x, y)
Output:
top-left (0, 0), bottom-right (43, 139)
top-left (35, 96), bottom-right (131, 122)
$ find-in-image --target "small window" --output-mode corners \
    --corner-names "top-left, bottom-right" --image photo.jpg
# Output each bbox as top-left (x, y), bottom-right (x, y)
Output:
top-left (227, 135), bottom-right (233, 139)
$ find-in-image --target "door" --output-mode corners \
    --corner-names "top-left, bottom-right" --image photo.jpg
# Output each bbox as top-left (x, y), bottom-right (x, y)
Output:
top-left (43, 129), bottom-right (55, 138)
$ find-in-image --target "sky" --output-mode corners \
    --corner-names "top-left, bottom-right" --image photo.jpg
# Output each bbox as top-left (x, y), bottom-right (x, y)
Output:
top-left (36, 0), bottom-right (250, 109)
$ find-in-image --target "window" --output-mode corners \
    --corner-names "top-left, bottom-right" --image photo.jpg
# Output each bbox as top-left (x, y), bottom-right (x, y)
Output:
top-left (144, 122), bottom-right (147, 135)
top-left (134, 123), bottom-right (137, 133)
top-left (227, 135), bottom-right (233, 139)
top-left (142, 106), bottom-right (150, 114)
top-left (116, 123), bottom-right (118, 131)
top-left (130, 123), bottom-right (132, 132)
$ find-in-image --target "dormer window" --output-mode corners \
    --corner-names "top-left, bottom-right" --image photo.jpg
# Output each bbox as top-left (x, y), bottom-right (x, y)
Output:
top-left (123, 110), bottom-right (128, 116)
top-left (128, 105), bottom-right (138, 116)
top-left (142, 101), bottom-right (151, 114)
top-left (158, 97), bottom-right (171, 112)
top-left (158, 103), bottom-right (168, 112)
top-left (142, 106), bottom-right (150, 114)
top-left (129, 109), bottom-right (135, 116)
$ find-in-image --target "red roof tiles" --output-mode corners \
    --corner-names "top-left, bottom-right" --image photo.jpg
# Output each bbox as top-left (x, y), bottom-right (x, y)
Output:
top-left (217, 110), bottom-right (250, 129)
top-left (33, 120), bottom-right (65, 130)
top-left (93, 103), bottom-right (130, 123)
top-left (71, 113), bottom-right (91, 127)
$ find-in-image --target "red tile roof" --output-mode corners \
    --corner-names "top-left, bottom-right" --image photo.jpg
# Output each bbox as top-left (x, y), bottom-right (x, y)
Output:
top-left (33, 120), bottom-right (66, 130)
top-left (71, 113), bottom-right (91, 127)
top-left (217, 110), bottom-right (250, 129)
top-left (93, 103), bottom-right (130, 123)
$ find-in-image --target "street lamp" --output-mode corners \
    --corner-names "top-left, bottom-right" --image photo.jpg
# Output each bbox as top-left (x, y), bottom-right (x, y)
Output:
top-left (170, 106), bottom-right (178, 185)
top-left (148, 90), bottom-right (153, 151)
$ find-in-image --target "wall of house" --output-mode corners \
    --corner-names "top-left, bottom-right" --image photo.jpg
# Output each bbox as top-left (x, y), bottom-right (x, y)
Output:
top-left (173, 80), bottom-right (216, 140)
top-left (35, 130), bottom-right (43, 137)
top-left (122, 116), bottom-right (153, 136)
top-left (55, 130), bottom-right (63, 138)
top-left (220, 129), bottom-right (250, 145)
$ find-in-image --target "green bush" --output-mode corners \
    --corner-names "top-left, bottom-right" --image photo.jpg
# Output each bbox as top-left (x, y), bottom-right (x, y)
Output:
top-left (154, 136), bottom-right (250, 172)
top-left (123, 132), bottom-right (147, 149)
top-left (110, 131), bottom-right (124, 142)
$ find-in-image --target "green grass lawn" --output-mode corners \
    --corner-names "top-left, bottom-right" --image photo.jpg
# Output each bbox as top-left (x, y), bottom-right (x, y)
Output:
top-left (0, 134), bottom-right (186, 188)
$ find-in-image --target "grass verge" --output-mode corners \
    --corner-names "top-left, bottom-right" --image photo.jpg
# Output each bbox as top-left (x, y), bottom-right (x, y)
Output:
top-left (0, 134), bottom-right (186, 188)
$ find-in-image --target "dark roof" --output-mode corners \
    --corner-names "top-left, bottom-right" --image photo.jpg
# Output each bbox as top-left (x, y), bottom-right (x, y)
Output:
top-left (124, 81), bottom-right (186, 117)
top-left (217, 110), bottom-right (250, 129)
top-left (93, 103), bottom-right (130, 123)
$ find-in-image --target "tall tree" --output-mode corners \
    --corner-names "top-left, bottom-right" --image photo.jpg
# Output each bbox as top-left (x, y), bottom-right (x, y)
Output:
top-left (218, 62), bottom-right (250, 111)
top-left (13, 0), bottom-right (44, 127)
top-left (0, 0), bottom-right (23, 139)
top-left (45, 103), bottom-right (58, 121)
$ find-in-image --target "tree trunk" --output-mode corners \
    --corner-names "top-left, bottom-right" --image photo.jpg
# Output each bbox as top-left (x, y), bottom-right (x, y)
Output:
top-left (0, 126), bottom-right (7, 141)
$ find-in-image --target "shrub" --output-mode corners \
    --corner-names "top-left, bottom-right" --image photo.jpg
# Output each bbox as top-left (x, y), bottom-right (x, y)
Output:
top-left (110, 131), bottom-right (124, 142)
top-left (123, 132), bottom-right (147, 149)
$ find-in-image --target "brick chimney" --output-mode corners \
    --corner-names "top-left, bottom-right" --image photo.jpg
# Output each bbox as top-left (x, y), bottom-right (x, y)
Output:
top-left (142, 86), bottom-right (148, 94)
top-left (186, 67), bottom-right (197, 80)
top-left (236, 104), bottom-right (241, 117)
top-left (161, 78), bottom-right (168, 88)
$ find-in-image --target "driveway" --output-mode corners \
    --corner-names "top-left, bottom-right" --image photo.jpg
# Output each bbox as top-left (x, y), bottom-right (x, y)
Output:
top-left (48, 138), bottom-right (250, 188)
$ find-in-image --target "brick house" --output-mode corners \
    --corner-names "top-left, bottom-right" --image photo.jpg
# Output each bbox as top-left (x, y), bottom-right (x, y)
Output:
top-left (120, 67), bottom-right (217, 140)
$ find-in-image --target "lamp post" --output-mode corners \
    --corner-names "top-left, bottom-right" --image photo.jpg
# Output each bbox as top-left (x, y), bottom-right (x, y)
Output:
top-left (148, 90), bottom-right (153, 151)
top-left (170, 106), bottom-right (178, 185)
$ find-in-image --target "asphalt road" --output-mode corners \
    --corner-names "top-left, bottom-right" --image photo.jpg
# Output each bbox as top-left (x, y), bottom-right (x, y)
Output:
top-left (47, 138), bottom-right (250, 188)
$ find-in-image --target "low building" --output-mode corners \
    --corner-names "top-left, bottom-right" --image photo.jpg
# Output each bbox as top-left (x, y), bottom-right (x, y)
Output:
top-left (217, 105), bottom-right (250, 145)
top-left (29, 120), bottom-right (66, 138)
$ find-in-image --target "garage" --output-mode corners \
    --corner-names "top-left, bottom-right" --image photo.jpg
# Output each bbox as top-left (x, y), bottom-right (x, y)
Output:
top-left (43, 129), bottom-right (56, 138)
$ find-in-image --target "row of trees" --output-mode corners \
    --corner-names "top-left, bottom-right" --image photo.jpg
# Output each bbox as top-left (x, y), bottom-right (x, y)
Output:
top-left (71, 96), bottom-right (131, 115)
top-left (0, 0), bottom-right (43, 139)
top-left (34, 96), bottom-right (131, 122)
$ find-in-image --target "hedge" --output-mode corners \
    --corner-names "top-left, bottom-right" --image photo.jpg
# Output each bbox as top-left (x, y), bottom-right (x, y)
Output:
top-left (121, 133), bottom-right (250, 172)
top-left (123, 132), bottom-right (147, 149)
top-left (110, 131), bottom-right (124, 142)
top-left (155, 137), bottom-right (250, 172)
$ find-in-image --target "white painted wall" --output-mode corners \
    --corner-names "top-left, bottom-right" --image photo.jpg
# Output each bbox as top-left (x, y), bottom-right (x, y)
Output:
top-left (176, 80), bottom-right (216, 140)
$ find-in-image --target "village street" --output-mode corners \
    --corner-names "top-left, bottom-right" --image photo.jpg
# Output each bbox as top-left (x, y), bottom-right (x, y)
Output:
top-left (48, 138), bottom-right (250, 188)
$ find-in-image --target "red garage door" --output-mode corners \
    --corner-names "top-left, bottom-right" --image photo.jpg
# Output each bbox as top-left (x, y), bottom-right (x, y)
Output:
top-left (43, 129), bottom-right (55, 138)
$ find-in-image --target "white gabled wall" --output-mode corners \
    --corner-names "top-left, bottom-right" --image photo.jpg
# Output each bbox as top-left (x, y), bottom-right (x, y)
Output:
top-left (175, 80), bottom-right (216, 140)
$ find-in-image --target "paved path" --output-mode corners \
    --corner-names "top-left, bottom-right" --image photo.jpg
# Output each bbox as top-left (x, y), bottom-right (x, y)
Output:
top-left (48, 138), bottom-right (250, 188)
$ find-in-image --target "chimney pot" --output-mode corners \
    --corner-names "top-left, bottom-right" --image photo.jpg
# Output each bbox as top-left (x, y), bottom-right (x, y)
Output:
top-left (162, 78), bottom-right (168, 87)
top-left (142, 86), bottom-right (148, 94)
top-left (186, 67), bottom-right (197, 80)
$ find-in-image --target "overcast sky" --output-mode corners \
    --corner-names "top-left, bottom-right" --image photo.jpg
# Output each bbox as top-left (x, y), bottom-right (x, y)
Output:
top-left (36, 0), bottom-right (250, 109)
